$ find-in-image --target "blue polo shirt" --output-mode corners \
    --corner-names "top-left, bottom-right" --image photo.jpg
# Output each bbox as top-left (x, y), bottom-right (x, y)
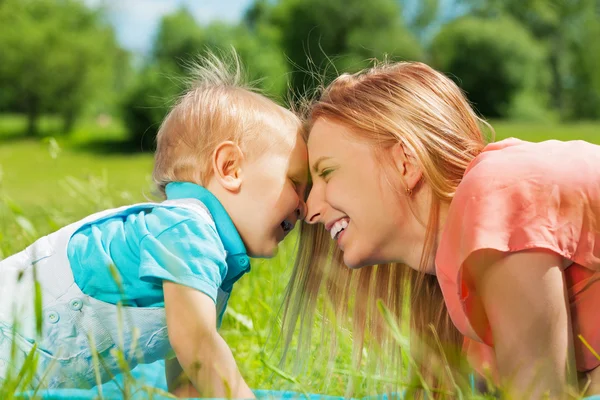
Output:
top-left (67, 182), bottom-right (251, 318)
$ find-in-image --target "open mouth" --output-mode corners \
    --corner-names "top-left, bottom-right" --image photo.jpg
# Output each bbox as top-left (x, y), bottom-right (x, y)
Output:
top-left (329, 218), bottom-right (349, 240)
top-left (280, 219), bottom-right (294, 235)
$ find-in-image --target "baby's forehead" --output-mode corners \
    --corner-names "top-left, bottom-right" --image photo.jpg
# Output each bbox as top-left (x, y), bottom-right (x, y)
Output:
top-left (247, 96), bottom-right (302, 144)
top-left (252, 93), bottom-right (298, 129)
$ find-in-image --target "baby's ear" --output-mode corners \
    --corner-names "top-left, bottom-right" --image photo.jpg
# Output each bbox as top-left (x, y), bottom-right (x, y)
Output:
top-left (212, 141), bottom-right (244, 193)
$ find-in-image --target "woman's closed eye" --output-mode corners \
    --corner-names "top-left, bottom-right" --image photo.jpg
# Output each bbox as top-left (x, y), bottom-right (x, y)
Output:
top-left (318, 168), bottom-right (334, 180)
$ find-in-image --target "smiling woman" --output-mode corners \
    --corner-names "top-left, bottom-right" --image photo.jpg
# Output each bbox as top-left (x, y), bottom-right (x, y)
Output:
top-left (281, 60), bottom-right (600, 399)
top-left (306, 118), bottom-right (427, 270)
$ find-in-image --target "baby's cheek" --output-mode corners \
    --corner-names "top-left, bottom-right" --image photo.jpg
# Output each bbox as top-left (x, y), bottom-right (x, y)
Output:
top-left (286, 191), bottom-right (301, 213)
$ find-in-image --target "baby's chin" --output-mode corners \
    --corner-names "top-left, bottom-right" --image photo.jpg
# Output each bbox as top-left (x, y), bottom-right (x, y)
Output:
top-left (246, 241), bottom-right (279, 259)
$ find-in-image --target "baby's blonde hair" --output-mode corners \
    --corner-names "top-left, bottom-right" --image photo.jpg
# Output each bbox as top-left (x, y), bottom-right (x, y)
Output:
top-left (152, 50), bottom-right (301, 197)
top-left (281, 61), bottom-right (493, 397)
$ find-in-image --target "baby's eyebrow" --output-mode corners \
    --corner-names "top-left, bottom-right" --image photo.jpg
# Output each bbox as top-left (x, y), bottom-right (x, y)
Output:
top-left (289, 163), bottom-right (308, 178)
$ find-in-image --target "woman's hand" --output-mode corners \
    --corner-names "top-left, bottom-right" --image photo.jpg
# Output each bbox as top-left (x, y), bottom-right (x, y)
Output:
top-left (465, 250), bottom-right (578, 399)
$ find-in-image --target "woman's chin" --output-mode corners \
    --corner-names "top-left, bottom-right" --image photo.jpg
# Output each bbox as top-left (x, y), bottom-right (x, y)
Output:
top-left (343, 248), bottom-right (394, 269)
top-left (342, 251), bottom-right (369, 269)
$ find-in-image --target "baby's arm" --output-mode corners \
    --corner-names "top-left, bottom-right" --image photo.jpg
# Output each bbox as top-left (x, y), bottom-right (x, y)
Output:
top-left (466, 250), bottom-right (577, 399)
top-left (165, 357), bottom-right (201, 397)
top-left (163, 280), bottom-right (254, 398)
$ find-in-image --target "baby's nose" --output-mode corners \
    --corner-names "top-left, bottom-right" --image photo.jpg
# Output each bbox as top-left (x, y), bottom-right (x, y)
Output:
top-left (296, 200), bottom-right (307, 221)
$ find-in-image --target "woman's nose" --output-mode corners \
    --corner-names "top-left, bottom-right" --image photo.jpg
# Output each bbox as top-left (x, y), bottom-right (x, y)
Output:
top-left (304, 187), bottom-right (324, 224)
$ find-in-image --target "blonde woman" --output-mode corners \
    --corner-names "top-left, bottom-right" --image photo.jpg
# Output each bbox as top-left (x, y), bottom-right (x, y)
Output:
top-left (282, 61), bottom-right (600, 399)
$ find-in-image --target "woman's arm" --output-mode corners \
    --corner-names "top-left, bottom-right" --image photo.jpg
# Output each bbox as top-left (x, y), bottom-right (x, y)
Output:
top-left (465, 250), bottom-right (578, 399)
top-left (163, 281), bottom-right (255, 399)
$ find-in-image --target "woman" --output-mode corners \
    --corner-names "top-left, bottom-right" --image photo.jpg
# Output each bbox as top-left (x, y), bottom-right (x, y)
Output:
top-left (282, 61), bottom-right (600, 399)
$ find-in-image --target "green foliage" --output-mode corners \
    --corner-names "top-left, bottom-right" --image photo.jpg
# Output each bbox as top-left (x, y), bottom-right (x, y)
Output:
top-left (2, 116), bottom-right (599, 397)
top-left (121, 7), bottom-right (289, 150)
top-left (228, 25), bottom-right (290, 101)
top-left (400, 0), bottom-right (442, 43)
top-left (267, 0), bottom-right (424, 98)
top-left (461, 0), bottom-right (600, 119)
top-left (567, 15), bottom-right (600, 119)
top-left (152, 8), bottom-right (206, 75)
top-left (431, 16), bottom-right (551, 119)
top-left (121, 65), bottom-right (180, 152)
top-left (0, 0), bottom-right (126, 136)
top-left (121, 8), bottom-right (200, 150)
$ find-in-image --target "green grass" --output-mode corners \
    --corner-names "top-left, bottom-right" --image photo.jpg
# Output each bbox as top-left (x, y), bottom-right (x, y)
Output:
top-left (1, 115), bottom-right (599, 398)
top-left (0, 115), bottom-right (350, 396)
top-left (492, 120), bottom-right (600, 143)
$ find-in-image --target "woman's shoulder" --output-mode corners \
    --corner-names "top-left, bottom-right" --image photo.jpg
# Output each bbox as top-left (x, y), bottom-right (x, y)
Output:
top-left (444, 138), bottom-right (600, 259)
top-left (458, 137), bottom-right (600, 197)
top-left (436, 138), bottom-right (600, 344)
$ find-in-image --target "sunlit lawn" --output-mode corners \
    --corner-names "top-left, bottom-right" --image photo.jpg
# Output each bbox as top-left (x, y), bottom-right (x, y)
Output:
top-left (0, 115), bottom-right (350, 396)
top-left (1, 114), bottom-right (599, 398)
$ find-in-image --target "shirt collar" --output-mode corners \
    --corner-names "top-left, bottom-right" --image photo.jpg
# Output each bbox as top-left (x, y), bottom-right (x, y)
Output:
top-left (165, 182), bottom-right (250, 288)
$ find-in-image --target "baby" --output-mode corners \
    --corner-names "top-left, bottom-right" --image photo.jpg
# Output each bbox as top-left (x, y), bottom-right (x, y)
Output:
top-left (0, 52), bottom-right (308, 398)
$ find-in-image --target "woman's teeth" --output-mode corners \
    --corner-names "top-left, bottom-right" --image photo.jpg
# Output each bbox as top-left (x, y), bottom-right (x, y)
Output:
top-left (330, 219), bottom-right (349, 240)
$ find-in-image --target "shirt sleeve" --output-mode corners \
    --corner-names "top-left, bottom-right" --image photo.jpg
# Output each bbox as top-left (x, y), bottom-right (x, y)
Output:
top-left (436, 138), bottom-right (600, 345)
top-left (138, 206), bottom-right (228, 303)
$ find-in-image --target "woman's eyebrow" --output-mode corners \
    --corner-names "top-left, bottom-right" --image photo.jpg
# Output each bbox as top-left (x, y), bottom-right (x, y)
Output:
top-left (311, 156), bottom-right (332, 173)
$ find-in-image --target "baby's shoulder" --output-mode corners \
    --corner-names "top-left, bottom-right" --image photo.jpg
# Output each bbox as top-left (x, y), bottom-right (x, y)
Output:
top-left (144, 200), bottom-right (217, 237)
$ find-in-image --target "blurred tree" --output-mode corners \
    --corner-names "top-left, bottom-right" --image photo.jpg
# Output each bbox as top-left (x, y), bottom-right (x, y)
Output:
top-left (244, 0), bottom-right (272, 30)
top-left (265, 0), bottom-right (424, 99)
top-left (225, 25), bottom-right (290, 100)
top-left (431, 16), bottom-right (551, 119)
top-left (122, 6), bottom-right (289, 150)
top-left (462, 0), bottom-right (600, 119)
top-left (152, 8), bottom-right (206, 75)
top-left (151, 6), bottom-right (288, 98)
top-left (121, 65), bottom-right (177, 151)
top-left (567, 10), bottom-right (600, 119)
top-left (399, 0), bottom-right (442, 44)
top-left (0, 0), bottom-right (125, 135)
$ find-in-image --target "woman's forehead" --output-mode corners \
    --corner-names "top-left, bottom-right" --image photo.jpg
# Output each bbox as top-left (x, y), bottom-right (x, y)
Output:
top-left (307, 118), bottom-right (347, 151)
top-left (308, 118), bottom-right (371, 161)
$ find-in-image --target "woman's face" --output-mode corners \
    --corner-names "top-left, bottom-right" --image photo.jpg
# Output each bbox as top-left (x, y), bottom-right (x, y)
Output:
top-left (305, 118), bottom-right (427, 270)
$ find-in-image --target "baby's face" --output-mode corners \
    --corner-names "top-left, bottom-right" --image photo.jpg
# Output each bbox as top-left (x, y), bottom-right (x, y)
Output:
top-left (234, 129), bottom-right (309, 258)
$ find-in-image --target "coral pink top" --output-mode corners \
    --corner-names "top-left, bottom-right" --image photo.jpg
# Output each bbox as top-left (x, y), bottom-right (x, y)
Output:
top-left (436, 138), bottom-right (600, 372)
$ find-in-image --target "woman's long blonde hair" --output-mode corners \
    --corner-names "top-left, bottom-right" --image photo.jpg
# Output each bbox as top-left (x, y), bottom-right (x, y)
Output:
top-left (280, 61), bottom-right (493, 398)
